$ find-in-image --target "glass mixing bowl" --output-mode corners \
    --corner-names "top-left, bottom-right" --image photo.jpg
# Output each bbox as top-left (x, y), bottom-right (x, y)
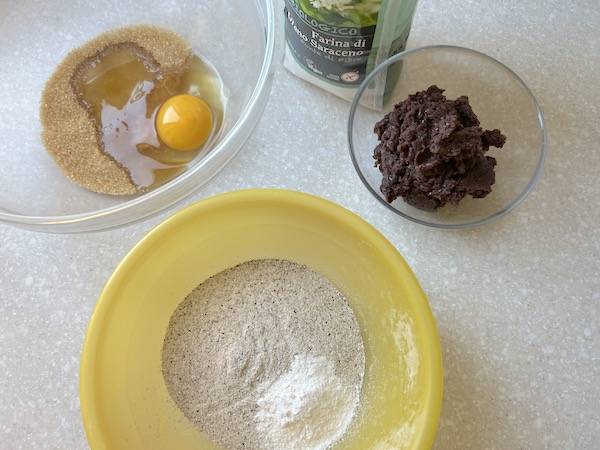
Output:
top-left (348, 46), bottom-right (546, 229)
top-left (0, 0), bottom-right (276, 233)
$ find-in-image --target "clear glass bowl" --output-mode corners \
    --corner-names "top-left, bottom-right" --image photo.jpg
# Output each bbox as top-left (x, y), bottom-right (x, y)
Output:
top-left (0, 0), bottom-right (276, 233)
top-left (348, 45), bottom-right (546, 229)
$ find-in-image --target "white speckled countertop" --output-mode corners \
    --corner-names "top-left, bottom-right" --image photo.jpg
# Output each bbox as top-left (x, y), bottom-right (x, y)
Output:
top-left (1, 1), bottom-right (599, 448)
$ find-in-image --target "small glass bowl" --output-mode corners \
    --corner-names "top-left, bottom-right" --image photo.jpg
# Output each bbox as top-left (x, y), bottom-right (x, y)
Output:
top-left (348, 45), bottom-right (546, 229)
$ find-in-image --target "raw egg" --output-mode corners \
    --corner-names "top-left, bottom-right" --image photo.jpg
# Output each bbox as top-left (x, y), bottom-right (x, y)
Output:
top-left (156, 94), bottom-right (213, 151)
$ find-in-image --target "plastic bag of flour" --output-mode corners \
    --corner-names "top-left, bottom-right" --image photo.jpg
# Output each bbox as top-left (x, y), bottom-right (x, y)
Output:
top-left (283, 0), bottom-right (418, 110)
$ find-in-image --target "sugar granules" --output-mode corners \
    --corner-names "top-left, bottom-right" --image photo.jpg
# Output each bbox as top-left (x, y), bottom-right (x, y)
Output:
top-left (40, 25), bottom-right (191, 195)
top-left (162, 259), bottom-right (365, 450)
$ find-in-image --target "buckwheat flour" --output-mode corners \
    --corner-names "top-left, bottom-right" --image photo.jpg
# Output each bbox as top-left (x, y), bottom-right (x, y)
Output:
top-left (162, 259), bottom-right (365, 450)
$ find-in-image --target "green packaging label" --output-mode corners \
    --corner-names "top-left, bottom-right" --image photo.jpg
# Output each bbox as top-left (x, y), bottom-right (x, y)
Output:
top-left (284, 0), bottom-right (418, 108)
top-left (284, 0), bottom-right (377, 86)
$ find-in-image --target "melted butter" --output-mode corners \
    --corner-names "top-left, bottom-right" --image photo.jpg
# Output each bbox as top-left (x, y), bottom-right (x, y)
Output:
top-left (76, 47), bottom-right (225, 190)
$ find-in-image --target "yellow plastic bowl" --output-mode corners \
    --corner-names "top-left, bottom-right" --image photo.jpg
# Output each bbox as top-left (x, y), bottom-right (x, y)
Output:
top-left (80, 189), bottom-right (443, 450)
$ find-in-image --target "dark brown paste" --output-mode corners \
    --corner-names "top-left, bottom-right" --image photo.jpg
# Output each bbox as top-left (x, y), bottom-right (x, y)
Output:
top-left (374, 85), bottom-right (506, 211)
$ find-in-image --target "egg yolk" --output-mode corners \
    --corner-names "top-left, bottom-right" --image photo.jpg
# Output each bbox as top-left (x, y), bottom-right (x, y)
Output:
top-left (155, 94), bottom-right (213, 151)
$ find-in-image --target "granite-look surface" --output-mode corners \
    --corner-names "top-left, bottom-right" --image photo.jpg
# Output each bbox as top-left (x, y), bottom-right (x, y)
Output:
top-left (1, 0), bottom-right (599, 449)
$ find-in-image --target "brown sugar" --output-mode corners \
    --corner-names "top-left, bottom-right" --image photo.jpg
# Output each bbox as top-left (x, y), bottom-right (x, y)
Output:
top-left (40, 25), bottom-right (192, 195)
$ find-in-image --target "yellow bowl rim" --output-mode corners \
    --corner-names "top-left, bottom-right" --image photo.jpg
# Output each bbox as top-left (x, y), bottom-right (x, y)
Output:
top-left (80, 188), bottom-right (443, 449)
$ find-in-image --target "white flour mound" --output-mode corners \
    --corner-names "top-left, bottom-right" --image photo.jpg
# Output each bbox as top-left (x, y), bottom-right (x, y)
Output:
top-left (255, 353), bottom-right (359, 450)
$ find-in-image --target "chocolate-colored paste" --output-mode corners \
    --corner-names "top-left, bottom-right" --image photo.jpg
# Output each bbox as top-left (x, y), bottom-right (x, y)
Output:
top-left (374, 85), bottom-right (506, 211)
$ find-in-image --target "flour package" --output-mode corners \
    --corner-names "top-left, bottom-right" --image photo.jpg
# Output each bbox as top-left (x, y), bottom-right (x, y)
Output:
top-left (283, 0), bottom-right (418, 109)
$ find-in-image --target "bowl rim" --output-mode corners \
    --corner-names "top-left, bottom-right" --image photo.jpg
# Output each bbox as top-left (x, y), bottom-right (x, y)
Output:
top-left (347, 44), bottom-right (547, 230)
top-left (0, 0), bottom-right (277, 233)
top-left (80, 188), bottom-right (444, 450)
